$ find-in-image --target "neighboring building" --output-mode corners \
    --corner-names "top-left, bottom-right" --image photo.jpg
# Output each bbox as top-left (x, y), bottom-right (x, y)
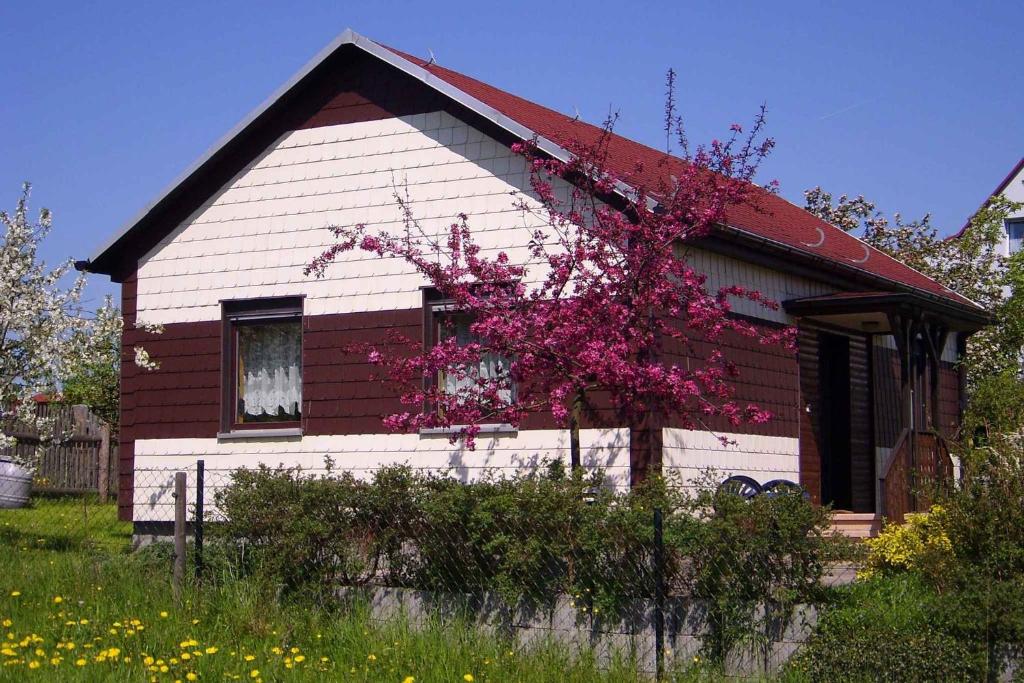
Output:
top-left (989, 158), bottom-right (1024, 256)
top-left (79, 30), bottom-right (987, 534)
top-left (957, 157), bottom-right (1024, 256)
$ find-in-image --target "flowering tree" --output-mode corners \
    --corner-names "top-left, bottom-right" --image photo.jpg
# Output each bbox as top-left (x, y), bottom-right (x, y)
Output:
top-left (308, 101), bottom-right (793, 473)
top-left (0, 184), bottom-right (122, 465)
top-left (804, 188), bottom-right (1024, 386)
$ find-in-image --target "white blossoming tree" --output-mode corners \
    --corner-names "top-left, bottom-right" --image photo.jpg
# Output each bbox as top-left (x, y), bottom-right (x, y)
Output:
top-left (804, 188), bottom-right (1024, 388)
top-left (0, 184), bottom-right (122, 468)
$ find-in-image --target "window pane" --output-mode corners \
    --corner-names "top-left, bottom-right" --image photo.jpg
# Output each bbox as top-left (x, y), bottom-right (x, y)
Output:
top-left (237, 322), bottom-right (302, 423)
top-left (439, 316), bottom-right (514, 403)
top-left (1009, 220), bottom-right (1024, 255)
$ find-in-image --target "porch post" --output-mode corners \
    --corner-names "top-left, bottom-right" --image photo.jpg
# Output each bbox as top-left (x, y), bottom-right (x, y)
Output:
top-left (887, 313), bottom-right (915, 434)
top-left (887, 312), bottom-right (917, 515)
top-left (922, 322), bottom-right (948, 434)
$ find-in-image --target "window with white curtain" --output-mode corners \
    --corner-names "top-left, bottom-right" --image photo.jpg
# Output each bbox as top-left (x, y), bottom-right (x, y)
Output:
top-left (436, 313), bottom-right (514, 404)
top-left (236, 322), bottom-right (302, 423)
top-left (223, 297), bottom-right (303, 430)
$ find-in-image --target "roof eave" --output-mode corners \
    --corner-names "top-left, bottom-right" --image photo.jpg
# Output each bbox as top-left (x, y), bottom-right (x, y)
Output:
top-left (715, 223), bottom-right (988, 320)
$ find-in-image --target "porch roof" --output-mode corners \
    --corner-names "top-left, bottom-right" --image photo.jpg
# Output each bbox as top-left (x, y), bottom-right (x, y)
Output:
top-left (782, 291), bottom-right (990, 334)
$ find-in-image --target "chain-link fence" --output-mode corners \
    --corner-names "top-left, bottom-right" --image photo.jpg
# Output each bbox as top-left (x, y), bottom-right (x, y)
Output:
top-left (1, 459), bottom-right (845, 678)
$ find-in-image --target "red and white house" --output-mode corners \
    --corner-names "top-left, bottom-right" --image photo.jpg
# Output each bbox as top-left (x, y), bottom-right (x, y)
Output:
top-left (79, 30), bottom-right (987, 533)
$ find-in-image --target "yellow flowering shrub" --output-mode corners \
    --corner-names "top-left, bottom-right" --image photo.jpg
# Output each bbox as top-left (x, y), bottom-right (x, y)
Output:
top-left (860, 506), bottom-right (954, 581)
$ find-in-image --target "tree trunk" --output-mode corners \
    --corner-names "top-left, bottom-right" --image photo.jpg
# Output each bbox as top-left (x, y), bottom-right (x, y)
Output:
top-left (569, 390), bottom-right (584, 471)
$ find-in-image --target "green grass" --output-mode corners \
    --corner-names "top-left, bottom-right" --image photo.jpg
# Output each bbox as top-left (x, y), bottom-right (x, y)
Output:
top-left (0, 495), bottom-right (130, 552)
top-left (0, 543), bottom-right (657, 682)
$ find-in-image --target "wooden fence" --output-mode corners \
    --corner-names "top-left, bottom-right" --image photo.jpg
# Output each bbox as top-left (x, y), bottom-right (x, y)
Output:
top-left (1, 404), bottom-right (116, 500)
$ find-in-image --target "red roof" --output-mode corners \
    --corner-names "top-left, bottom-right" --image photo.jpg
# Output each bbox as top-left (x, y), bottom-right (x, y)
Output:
top-left (388, 48), bottom-right (977, 310)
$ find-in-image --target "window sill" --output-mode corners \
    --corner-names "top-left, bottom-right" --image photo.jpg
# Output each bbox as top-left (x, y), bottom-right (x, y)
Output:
top-left (419, 424), bottom-right (518, 436)
top-left (216, 428), bottom-right (303, 441)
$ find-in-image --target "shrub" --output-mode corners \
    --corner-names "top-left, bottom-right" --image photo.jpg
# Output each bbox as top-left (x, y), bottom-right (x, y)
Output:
top-left (772, 436), bottom-right (1024, 681)
top-left (963, 369), bottom-right (1024, 443)
top-left (788, 573), bottom-right (983, 682)
top-left (859, 506), bottom-right (954, 584)
top-left (213, 464), bottom-right (423, 600)
top-left (212, 462), bottom-right (837, 666)
top-left (678, 476), bottom-right (833, 665)
top-left (937, 439), bottom-right (1024, 677)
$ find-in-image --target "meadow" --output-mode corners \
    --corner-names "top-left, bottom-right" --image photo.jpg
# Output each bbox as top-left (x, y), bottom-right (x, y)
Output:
top-left (0, 530), bottom-right (649, 682)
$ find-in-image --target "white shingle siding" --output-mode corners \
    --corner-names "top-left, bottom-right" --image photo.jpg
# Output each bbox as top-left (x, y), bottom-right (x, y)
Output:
top-left (131, 429), bottom-right (630, 521)
top-left (137, 111), bottom-right (835, 327)
top-left (662, 428), bottom-right (800, 488)
top-left (683, 247), bottom-right (835, 324)
top-left (136, 112), bottom-right (560, 325)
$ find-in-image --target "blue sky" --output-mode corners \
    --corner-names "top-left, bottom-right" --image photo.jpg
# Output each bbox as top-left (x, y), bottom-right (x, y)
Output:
top-left (2, 1), bottom-right (1021, 306)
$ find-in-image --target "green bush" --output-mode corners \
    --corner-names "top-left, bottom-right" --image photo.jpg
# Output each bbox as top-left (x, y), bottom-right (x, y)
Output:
top-left (213, 463), bottom-right (837, 671)
top-left (678, 475), bottom-right (833, 665)
top-left (937, 439), bottom-right (1024, 677)
top-left (213, 463), bottom-right (423, 600)
top-left (788, 573), bottom-right (983, 682)
top-left (797, 437), bottom-right (1024, 681)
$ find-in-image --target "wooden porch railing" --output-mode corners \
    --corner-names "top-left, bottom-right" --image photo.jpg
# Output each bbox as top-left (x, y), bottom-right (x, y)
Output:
top-left (879, 428), bottom-right (954, 524)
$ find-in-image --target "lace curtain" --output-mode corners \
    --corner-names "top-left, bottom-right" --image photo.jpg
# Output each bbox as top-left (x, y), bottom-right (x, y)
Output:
top-left (238, 322), bottom-right (302, 421)
top-left (442, 318), bottom-right (513, 403)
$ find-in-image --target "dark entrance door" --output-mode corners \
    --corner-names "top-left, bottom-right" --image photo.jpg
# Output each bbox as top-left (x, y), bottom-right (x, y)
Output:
top-left (818, 332), bottom-right (852, 509)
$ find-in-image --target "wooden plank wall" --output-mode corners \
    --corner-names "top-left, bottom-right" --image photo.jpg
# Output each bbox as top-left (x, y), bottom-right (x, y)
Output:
top-left (849, 335), bottom-right (874, 513)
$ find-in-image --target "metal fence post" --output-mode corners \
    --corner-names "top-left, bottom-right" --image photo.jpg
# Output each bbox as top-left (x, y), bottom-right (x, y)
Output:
top-left (195, 460), bottom-right (204, 581)
top-left (173, 471), bottom-right (186, 600)
top-left (654, 506), bottom-right (665, 681)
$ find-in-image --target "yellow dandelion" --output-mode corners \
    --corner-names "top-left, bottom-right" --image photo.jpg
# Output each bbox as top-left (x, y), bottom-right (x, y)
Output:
top-left (403, 677), bottom-right (415, 683)
top-left (249, 670), bottom-right (260, 679)
top-left (159, 612), bottom-right (168, 618)
top-left (464, 675), bottom-right (475, 682)
top-left (186, 673), bottom-right (198, 681)
top-left (244, 654), bottom-right (256, 662)
top-left (9, 592), bottom-right (19, 598)
top-left (49, 657), bottom-right (60, 666)
top-left (143, 656), bottom-right (155, 666)
top-left (367, 653), bottom-right (377, 661)
top-left (205, 647), bottom-right (218, 655)
top-left (0, 620), bottom-right (9, 628)
top-left (75, 658), bottom-right (86, 666)
top-left (28, 660), bottom-right (40, 669)
top-left (294, 655), bottom-right (305, 663)
top-left (79, 619), bottom-right (89, 625)
top-left (271, 647), bottom-right (283, 655)
top-left (52, 596), bottom-right (62, 604)
top-left (289, 647), bottom-right (299, 654)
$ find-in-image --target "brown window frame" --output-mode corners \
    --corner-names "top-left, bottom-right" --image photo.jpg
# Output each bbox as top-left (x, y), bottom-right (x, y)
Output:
top-left (221, 296), bottom-right (304, 434)
top-left (422, 289), bottom-right (516, 409)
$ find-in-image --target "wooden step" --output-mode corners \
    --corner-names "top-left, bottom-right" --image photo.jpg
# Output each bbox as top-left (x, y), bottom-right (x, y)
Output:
top-left (829, 512), bottom-right (882, 539)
